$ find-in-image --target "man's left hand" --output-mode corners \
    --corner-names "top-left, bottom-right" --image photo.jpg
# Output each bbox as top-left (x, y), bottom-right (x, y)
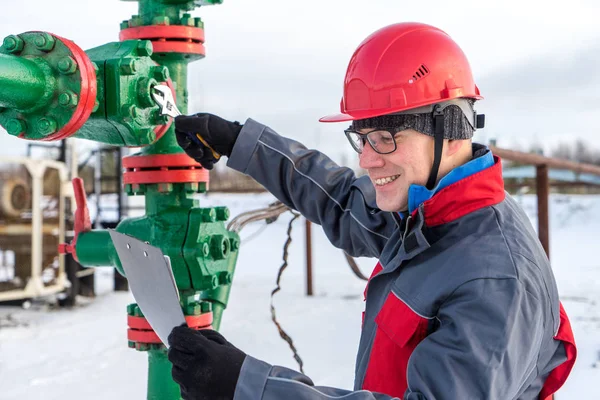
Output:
top-left (168, 326), bottom-right (247, 400)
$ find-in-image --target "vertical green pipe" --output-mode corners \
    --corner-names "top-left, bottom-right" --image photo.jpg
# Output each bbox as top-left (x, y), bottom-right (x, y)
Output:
top-left (138, 0), bottom-right (182, 24)
top-left (147, 350), bottom-right (182, 400)
top-left (135, 5), bottom-right (192, 399)
top-left (0, 54), bottom-right (47, 110)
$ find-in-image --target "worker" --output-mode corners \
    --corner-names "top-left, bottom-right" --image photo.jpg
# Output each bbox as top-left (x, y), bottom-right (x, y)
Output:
top-left (167, 22), bottom-right (577, 400)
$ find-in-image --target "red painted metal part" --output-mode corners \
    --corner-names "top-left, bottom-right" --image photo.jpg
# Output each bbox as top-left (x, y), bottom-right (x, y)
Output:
top-left (151, 41), bottom-right (205, 55)
top-left (127, 313), bottom-right (214, 344)
top-left (57, 178), bottom-right (91, 262)
top-left (128, 313), bottom-right (213, 330)
top-left (119, 25), bottom-right (205, 56)
top-left (43, 33), bottom-right (97, 141)
top-left (122, 153), bottom-right (209, 185)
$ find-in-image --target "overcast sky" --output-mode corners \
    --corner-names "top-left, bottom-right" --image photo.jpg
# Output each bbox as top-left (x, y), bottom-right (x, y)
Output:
top-left (1, 0), bottom-right (599, 163)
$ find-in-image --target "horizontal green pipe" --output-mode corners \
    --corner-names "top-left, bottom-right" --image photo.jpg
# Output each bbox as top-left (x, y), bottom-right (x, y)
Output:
top-left (0, 54), bottom-right (47, 110)
top-left (75, 230), bottom-right (120, 269)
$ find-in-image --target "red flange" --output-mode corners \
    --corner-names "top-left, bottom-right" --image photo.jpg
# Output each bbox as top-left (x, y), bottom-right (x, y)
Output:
top-left (41, 33), bottom-right (97, 141)
top-left (120, 25), bottom-right (205, 56)
top-left (127, 313), bottom-right (214, 344)
top-left (123, 153), bottom-right (210, 185)
top-left (128, 313), bottom-right (213, 330)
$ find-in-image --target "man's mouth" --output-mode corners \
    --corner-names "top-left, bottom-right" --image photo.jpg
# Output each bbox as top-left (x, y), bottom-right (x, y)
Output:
top-left (373, 175), bottom-right (401, 186)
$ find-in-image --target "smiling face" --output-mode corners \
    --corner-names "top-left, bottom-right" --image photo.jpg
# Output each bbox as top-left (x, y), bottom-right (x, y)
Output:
top-left (358, 128), bottom-right (436, 212)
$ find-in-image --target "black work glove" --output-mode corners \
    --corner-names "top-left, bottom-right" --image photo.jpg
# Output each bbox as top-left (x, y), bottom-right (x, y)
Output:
top-left (175, 113), bottom-right (243, 170)
top-left (168, 326), bottom-right (246, 400)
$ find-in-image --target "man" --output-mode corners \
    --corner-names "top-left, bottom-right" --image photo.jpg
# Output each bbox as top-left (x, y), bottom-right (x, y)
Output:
top-left (168, 22), bottom-right (577, 399)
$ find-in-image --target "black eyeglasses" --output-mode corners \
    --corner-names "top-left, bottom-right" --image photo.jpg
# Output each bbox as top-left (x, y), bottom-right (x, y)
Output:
top-left (344, 127), bottom-right (402, 154)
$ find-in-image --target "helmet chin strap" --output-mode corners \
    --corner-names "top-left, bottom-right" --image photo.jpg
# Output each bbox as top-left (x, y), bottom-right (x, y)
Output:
top-left (426, 105), bottom-right (445, 190)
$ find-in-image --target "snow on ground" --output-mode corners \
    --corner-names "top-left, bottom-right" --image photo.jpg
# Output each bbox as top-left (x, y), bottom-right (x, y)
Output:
top-left (1, 192), bottom-right (599, 399)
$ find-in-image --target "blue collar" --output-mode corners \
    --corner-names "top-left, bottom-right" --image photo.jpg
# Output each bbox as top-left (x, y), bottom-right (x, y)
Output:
top-left (403, 147), bottom-right (494, 217)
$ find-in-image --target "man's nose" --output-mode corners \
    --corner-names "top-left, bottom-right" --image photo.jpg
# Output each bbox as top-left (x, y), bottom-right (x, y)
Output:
top-left (358, 142), bottom-right (385, 169)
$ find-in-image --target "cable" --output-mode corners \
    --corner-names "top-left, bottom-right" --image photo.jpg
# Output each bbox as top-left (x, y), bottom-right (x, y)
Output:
top-left (269, 209), bottom-right (305, 374)
top-left (342, 252), bottom-right (369, 281)
top-left (239, 223), bottom-right (269, 247)
top-left (227, 201), bottom-right (289, 233)
top-left (228, 201), bottom-right (368, 373)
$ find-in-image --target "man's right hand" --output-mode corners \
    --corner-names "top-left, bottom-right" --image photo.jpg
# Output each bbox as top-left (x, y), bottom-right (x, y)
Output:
top-left (175, 113), bottom-right (243, 170)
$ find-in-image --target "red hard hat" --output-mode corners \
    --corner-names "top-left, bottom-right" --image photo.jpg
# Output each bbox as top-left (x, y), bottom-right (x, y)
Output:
top-left (320, 22), bottom-right (483, 123)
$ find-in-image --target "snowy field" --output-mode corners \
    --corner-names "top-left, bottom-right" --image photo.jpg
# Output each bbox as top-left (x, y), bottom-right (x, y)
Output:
top-left (1, 192), bottom-right (599, 399)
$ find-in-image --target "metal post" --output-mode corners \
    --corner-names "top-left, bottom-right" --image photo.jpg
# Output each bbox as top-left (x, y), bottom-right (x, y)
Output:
top-left (536, 164), bottom-right (550, 258)
top-left (305, 218), bottom-right (313, 296)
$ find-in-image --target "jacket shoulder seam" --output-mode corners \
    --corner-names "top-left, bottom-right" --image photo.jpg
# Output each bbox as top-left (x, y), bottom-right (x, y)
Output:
top-left (491, 205), bottom-right (519, 279)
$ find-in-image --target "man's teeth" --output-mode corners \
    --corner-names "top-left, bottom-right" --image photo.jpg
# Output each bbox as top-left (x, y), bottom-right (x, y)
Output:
top-left (374, 175), bottom-right (400, 186)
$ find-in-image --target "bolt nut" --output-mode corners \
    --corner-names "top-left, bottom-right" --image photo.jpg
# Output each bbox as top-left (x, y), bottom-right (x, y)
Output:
top-left (57, 56), bottom-right (77, 75)
top-left (137, 40), bottom-right (153, 57)
top-left (126, 183), bottom-right (146, 195)
top-left (3, 35), bottom-right (24, 53)
top-left (210, 235), bottom-right (229, 260)
top-left (137, 77), bottom-right (158, 108)
top-left (215, 207), bottom-right (230, 221)
top-left (152, 66), bottom-right (170, 82)
top-left (129, 15), bottom-right (143, 27)
top-left (202, 242), bottom-right (210, 257)
top-left (152, 16), bottom-right (170, 25)
top-left (219, 272), bottom-right (232, 285)
top-left (229, 237), bottom-right (239, 252)
top-left (122, 104), bottom-right (139, 120)
top-left (135, 343), bottom-right (151, 352)
top-left (134, 305), bottom-right (144, 317)
top-left (5, 118), bottom-right (26, 136)
top-left (194, 18), bottom-right (204, 28)
top-left (120, 58), bottom-right (138, 75)
top-left (200, 208), bottom-right (216, 222)
top-left (157, 183), bottom-right (173, 193)
top-left (58, 90), bottom-right (78, 108)
top-left (200, 302), bottom-right (211, 313)
top-left (33, 33), bottom-right (56, 52)
top-left (37, 118), bottom-right (57, 135)
top-left (184, 182), bottom-right (199, 193)
top-left (181, 13), bottom-right (195, 26)
top-left (185, 302), bottom-right (201, 316)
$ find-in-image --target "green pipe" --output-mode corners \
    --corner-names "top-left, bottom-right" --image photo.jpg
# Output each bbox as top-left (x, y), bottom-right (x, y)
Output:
top-left (75, 230), bottom-right (119, 267)
top-left (0, 54), bottom-right (47, 110)
top-left (147, 350), bottom-right (182, 400)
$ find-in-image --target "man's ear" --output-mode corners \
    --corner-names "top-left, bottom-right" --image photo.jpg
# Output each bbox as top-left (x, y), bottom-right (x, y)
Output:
top-left (445, 139), bottom-right (468, 157)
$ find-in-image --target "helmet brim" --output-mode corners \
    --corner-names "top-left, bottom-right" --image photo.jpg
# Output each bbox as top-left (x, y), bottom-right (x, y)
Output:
top-left (319, 95), bottom-right (484, 123)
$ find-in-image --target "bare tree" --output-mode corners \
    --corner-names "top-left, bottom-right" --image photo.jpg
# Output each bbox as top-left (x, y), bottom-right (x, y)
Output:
top-left (551, 142), bottom-right (574, 161)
